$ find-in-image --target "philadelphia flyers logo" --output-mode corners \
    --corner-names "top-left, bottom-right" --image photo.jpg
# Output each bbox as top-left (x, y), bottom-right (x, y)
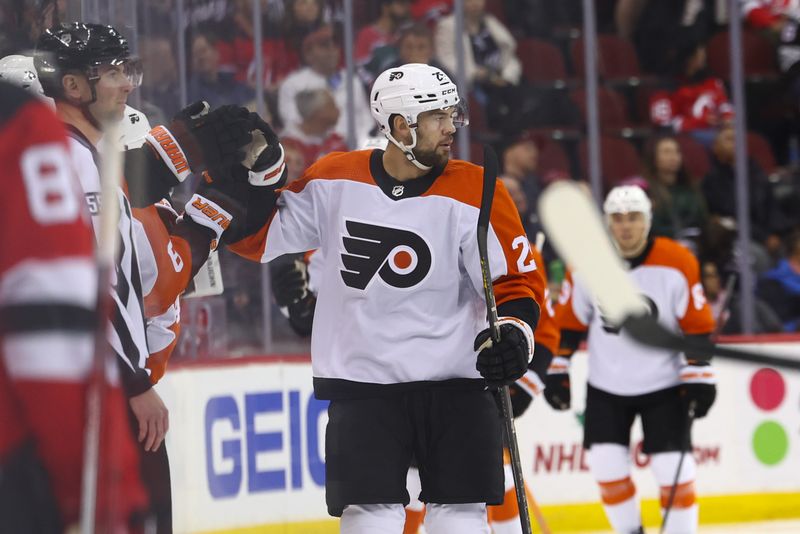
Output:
top-left (340, 219), bottom-right (432, 290)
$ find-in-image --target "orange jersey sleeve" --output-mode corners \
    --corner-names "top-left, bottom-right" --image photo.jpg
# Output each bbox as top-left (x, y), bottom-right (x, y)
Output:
top-left (491, 180), bottom-right (546, 312)
top-left (645, 237), bottom-right (715, 335)
top-left (531, 247), bottom-right (560, 355)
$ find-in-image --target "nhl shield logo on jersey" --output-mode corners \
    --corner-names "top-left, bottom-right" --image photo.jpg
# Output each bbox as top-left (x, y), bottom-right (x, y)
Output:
top-left (340, 219), bottom-right (432, 290)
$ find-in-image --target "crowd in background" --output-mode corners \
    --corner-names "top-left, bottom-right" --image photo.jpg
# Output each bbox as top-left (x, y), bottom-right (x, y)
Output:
top-left (4, 0), bottom-right (800, 354)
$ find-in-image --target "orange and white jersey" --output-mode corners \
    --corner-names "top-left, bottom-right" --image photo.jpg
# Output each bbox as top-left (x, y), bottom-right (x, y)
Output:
top-left (230, 149), bottom-right (545, 398)
top-left (556, 237), bottom-right (714, 396)
top-left (531, 247), bottom-right (559, 358)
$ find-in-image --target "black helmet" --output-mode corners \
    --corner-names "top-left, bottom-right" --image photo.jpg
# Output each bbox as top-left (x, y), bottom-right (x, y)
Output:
top-left (34, 22), bottom-right (141, 98)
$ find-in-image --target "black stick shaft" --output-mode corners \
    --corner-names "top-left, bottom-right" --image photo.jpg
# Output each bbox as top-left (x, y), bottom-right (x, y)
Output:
top-left (478, 146), bottom-right (532, 534)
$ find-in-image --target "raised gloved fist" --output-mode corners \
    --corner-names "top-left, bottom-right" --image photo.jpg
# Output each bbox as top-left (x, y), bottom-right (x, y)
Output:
top-left (679, 362), bottom-right (716, 418)
top-left (543, 356), bottom-right (571, 411)
top-left (474, 317), bottom-right (534, 389)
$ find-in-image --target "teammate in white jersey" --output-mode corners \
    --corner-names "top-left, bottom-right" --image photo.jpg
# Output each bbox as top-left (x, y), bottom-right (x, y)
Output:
top-left (550, 185), bottom-right (716, 534)
top-left (218, 63), bottom-right (546, 533)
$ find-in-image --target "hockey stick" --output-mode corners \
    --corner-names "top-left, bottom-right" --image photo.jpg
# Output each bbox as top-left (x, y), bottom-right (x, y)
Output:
top-left (81, 123), bottom-right (124, 534)
top-left (537, 181), bottom-right (800, 370)
top-left (660, 401), bottom-right (696, 534)
top-left (712, 273), bottom-right (737, 337)
top-left (477, 145), bottom-right (533, 534)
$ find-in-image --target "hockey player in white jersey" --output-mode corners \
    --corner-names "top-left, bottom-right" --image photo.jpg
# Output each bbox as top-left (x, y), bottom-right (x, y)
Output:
top-left (217, 63), bottom-right (546, 533)
top-left (550, 185), bottom-right (716, 534)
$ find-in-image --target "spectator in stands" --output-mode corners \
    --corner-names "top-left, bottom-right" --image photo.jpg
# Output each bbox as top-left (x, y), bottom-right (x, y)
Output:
top-left (188, 30), bottom-right (254, 106)
top-left (618, 0), bottom-right (712, 77)
top-left (741, 0), bottom-right (800, 75)
top-left (703, 125), bottom-right (776, 248)
top-left (649, 29), bottom-right (733, 145)
top-left (411, 0), bottom-right (453, 23)
top-left (278, 24), bottom-right (373, 145)
top-left (435, 0), bottom-right (525, 132)
top-left (218, 0), bottom-right (300, 88)
top-left (435, 0), bottom-right (520, 89)
top-left (758, 231), bottom-right (800, 331)
top-left (355, 0), bottom-right (412, 82)
top-left (642, 135), bottom-right (708, 240)
top-left (283, 0), bottom-right (329, 57)
top-left (138, 34), bottom-right (180, 121)
top-left (389, 23), bottom-right (450, 77)
top-left (502, 132), bottom-right (542, 205)
top-left (703, 260), bottom-right (782, 334)
top-left (500, 175), bottom-right (538, 240)
top-left (282, 88), bottom-right (349, 170)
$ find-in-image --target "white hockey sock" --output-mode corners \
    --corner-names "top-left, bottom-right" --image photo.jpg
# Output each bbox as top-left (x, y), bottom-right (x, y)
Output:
top-left (424, 503), bottom-right (490, 534)
top-left (650, 451), bottom-right (698, 534)
top-left (589, 444), bottom-right (642, 533)
top-left (340, 503), bottom-right (406, 534)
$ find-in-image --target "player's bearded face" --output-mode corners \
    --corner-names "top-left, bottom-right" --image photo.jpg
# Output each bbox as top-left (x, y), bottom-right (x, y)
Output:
top-left (412, 108), bottom-right (457, 168)
top-left (608, 211), bottom-right (648, 256)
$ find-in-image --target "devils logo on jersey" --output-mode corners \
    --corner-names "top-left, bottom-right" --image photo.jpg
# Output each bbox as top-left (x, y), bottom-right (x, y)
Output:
top-left (340, 219), bottom-right (432, 290)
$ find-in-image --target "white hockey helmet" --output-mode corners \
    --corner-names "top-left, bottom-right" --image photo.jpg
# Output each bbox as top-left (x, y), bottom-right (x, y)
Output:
top-left (0, 55), bottom-right (49, 100)
top-left (603, 185), bottom-right (652, 231)
top-left (370, 63), bottom-right (467, 169)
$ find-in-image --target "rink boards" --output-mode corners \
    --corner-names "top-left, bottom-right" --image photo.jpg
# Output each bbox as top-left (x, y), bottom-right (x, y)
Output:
top-left (157, 338), bottom-right (800, 533)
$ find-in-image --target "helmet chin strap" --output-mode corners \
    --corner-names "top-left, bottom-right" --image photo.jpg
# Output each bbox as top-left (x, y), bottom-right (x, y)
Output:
top-left (386, 128), bottom-right (432, 171)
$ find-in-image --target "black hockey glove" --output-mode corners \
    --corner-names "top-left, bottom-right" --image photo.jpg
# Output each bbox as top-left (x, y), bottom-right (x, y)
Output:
top-left (543, 356), bottom-right (571, 411)
top-left (474, 317), bottom-right (534, 389)
top-left (184, 113), bottom-right (287, 247)
top-left (270, 256), bottom-right (309, 308)
top-left (169, 101), bottom-right (254, 173)
top-left (679, 362), bottom-right (717, 418)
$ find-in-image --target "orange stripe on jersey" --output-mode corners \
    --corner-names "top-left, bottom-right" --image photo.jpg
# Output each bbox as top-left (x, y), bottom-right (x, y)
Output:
top-left (133, 204), bottom-right (192, 318)
top-left (660, 481), bottom-right (696, 509)
top-left (554, 270), bottom-right (589, 333)
top-left (227, 210), bottom-right (279, 262)
top-left (282, 150), bottom-right (374, 195)
top-left (599, 477), bottom-right (637, 505)
top-left (644, 238), bottom-right (714, 335)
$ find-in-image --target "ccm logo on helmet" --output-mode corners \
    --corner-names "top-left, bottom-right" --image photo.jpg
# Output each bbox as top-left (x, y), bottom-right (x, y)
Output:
top-left (340, 219), bottom-right (432, 290)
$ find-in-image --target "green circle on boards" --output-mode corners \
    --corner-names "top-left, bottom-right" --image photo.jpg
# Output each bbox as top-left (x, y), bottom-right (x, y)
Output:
top-left (752, 421), bottom-right (789, 465)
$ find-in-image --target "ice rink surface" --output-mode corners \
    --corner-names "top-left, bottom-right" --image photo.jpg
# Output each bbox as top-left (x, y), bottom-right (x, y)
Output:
top-left (590, 520), bottom-right (800, 533)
